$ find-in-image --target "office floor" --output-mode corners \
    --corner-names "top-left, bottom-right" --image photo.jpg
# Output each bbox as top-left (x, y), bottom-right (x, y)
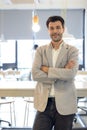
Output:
top-left (0, 97), bottom-right (87, 129)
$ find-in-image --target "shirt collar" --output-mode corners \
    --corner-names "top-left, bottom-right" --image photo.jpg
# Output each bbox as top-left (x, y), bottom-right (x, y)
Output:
top-left (50, 41), bottom-right (64, 50)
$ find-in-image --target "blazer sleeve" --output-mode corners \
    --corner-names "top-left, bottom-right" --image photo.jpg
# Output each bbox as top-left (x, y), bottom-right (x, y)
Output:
top-left (48, 46), bottom-right (79, 81)
top-left (32, 47), bottom-right (56, 84)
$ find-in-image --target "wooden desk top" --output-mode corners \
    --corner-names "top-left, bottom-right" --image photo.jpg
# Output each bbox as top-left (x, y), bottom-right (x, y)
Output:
top-left (0, 81), bottom-right (36, 97)
top-left (0, 80), bottom-right (87, 97)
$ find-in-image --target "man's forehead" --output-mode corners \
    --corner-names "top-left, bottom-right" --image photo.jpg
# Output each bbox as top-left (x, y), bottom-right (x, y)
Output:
top-left (49, 21), bottom-right (62, 27)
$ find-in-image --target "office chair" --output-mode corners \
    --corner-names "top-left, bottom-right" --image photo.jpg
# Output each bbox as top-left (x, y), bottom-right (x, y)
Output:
top-left (24, 97), bottom-right (35, 126)
top-left (0, 97), bottom-right (16, 127)
top-left (76, 71), bottom-right (87, 114)
top-left (0, 70), bottom-right (16, 127)
top-left (74, 70), bottom-right (87, 123)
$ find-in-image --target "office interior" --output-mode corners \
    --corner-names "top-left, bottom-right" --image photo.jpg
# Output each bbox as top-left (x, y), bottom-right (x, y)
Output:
top-left (0, 0), bottom-right (87, 130)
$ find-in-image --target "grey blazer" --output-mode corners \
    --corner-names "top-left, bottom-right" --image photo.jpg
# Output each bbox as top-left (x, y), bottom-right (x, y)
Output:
top-left (32, 41), bottom-right (79, 115)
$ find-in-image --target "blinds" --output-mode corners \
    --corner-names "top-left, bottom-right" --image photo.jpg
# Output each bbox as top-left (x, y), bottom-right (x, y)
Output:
top-left (0, 9), bottom-right (84, 39)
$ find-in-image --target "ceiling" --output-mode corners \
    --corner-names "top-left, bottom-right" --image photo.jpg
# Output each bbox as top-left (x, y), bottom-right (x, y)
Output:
top-left (0, 0), bottom-right (52, 9)
top-left (0, 0), bottom-right (87, 9)
top-left (10, 0), bottom-right (35, 4)
top-left (0, 0), bottom-right (44, 4)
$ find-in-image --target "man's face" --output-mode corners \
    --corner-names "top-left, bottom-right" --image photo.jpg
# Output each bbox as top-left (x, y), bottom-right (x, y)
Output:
top-left (48, 21), bottom-right (64, 42)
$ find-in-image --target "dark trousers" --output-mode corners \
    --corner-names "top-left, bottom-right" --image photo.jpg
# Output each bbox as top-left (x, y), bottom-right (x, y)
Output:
top-left (33, 98), bottom-right (75, 130)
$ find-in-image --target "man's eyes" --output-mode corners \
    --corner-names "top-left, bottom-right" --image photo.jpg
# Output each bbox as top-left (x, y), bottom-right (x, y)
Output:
top-left (50, 27), bottom-right (61, 30)
top-left (56, 26), bottom-right (61, 29)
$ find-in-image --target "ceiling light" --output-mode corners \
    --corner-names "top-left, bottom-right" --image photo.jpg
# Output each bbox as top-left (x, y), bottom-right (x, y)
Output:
top-left (32, 15), bottom-right (39, 24)
top-left (32, 10), bottom-right (40, 32)
top-left (32, 24), bottom-right (40, 32)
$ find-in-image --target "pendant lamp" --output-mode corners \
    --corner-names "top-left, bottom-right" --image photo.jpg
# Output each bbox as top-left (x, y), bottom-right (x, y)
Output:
top-left (32, 10), bottom-right (40, 32)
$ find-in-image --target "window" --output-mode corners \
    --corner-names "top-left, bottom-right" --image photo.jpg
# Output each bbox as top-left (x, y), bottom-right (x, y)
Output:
top-left (0, 9), bottom-right (85, 70)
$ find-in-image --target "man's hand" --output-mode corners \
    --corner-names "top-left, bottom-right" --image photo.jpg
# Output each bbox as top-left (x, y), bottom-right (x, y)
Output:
top-left (65, 60), bottom-right (75, 69)
top-left (40, 65), bottom-right (49, 73)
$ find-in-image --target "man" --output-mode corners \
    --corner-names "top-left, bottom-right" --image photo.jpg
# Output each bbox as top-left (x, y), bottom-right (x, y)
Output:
top-left (32, 16), bottom-right (79, 130)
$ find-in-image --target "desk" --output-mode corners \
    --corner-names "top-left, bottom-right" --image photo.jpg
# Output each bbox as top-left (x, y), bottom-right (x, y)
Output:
top-left (75, 81), bottom-right (87, 97)
top-left (0, 81), bottom-right (36, 97)
top-left (0, 80), bottom-right (87, 130)
top-left (0, 80), bottom-right (87, 97)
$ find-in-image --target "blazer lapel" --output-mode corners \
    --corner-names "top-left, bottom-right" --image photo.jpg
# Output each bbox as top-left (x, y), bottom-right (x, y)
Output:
top-left (46, 43), bottom-right (53, 67)
top-left (55, 43), bottom-right (68, 67)
top-left (45, 42), bottom-right (69, 67)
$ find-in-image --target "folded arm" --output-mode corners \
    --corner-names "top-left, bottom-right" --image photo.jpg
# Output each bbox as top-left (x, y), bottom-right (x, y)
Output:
top-left (32, 48), bottom-right (55, 84)
top-left (32, 46), bottom-right (79, 83)
top-left (41, 60), bottom-right (77, 81)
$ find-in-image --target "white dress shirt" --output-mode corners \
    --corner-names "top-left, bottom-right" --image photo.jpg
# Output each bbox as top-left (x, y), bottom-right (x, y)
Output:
top-left (49, 43), bottom-right (63, 97)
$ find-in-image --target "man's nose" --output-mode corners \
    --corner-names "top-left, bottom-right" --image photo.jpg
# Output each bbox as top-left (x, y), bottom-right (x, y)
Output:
top-left (53, 28), bottom-right (58, 33)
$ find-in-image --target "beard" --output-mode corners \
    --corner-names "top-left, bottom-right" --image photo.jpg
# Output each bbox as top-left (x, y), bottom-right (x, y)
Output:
top-left (51, 33), bottom-right (63, 42)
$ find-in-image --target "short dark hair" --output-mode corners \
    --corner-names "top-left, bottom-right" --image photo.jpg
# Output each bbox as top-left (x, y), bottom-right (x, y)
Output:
top-left (46, 16), bottom-right (65, 28)
top-left (33, 44), bottom-right (38, 50)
